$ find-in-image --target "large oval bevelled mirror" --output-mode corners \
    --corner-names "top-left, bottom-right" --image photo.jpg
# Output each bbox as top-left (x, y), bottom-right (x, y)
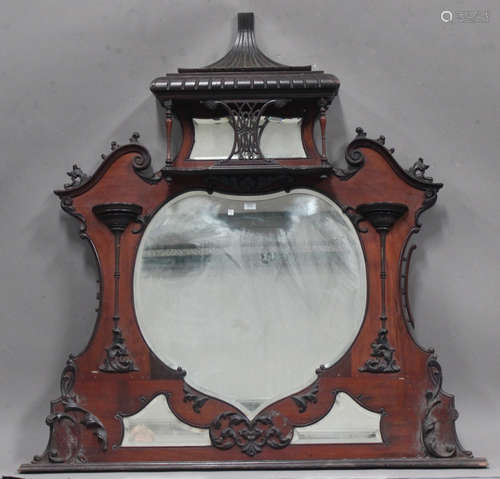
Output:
top-left (134, 189), bottom-right (366, 417)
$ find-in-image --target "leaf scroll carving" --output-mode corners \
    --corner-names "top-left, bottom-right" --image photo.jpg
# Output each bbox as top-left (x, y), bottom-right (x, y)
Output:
top-left (183, 383), bottom-right (209, 413)
top-left (31, 355), bottom-right (107, 465)
top-left (209, 410), bottom-right (293, 457)
top-left (292, 381), bottom-right (319, 413)
top-left (422, 356), bottom-right (472, 458)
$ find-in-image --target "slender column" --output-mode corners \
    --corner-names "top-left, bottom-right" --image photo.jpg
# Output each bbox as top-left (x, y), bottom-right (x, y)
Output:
top-left (356, 202), bottom-right (408, 373)
top-left (164, 100), bottom-right (173, 166)
top-left (318, 98), bottom-right (329, 163)
top-left (92, 203), bottom-right (143, 373)
top-left (112, 231), bottom-right (120, 327)
top-left (379, 230), bottom-right (387, 329)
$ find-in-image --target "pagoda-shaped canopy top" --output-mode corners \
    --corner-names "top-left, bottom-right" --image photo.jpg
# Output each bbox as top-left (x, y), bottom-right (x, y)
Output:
top-left (150, 12), bottom-right (339, 100)
top-left (179, 12), bottom-right (310, 73)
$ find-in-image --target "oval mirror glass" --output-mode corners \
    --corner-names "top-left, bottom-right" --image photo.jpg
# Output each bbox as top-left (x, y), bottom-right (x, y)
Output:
top-left (134, 190), bottom-right (366, 417)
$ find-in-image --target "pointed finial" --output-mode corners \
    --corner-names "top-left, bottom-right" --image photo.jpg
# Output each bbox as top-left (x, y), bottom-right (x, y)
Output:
top-left (355, 127), bottom-right (367, 138)
top-left (129, 132), bottom-right (140, 143)
top-left (408, 158), bottom-right (433, 183)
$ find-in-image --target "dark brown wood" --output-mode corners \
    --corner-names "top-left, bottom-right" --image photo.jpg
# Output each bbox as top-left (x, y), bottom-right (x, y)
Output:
top-left (151, 13), bottom-right (339, 100)
top-left (20, 11), bottom-right (486, 473)
top-left (20, 457), bottom-right (488, 473)
top-left (92, 203), bottom-right (142, 373)
top-left (164, 100), bottom-right (173, 166)
top-left (357, 202), bottom-right (408, 373)
top-left (319, 98), bottom-right (328, 161)
top-left (21, 129), bottom-right (485, 471)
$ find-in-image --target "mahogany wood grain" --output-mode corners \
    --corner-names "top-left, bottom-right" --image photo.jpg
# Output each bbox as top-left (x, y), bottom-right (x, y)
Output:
top-left (20, 138), bottom-right (486, 472)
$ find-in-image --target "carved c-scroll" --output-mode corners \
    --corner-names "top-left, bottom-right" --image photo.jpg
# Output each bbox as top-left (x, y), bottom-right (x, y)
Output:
top-left (31, 356), bottom-right (107, 465)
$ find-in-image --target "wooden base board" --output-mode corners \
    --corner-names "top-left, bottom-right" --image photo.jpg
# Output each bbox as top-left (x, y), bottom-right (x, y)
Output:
top-left (20, 456), bottom-right (488, 473)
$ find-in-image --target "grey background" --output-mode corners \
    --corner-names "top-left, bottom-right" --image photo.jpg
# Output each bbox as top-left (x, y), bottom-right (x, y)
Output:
top-left (0, 0), bottom-right (499, 477)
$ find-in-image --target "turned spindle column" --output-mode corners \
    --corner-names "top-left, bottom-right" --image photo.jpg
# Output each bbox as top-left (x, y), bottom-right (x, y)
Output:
top-left (93, 203), bottom-right (143, 373)
top-left (318, 98), bottom-right (329, 164)
top-left (163, 99), bottom-right (173, 167)
top-left (356, 202), bottom-right (408, 373)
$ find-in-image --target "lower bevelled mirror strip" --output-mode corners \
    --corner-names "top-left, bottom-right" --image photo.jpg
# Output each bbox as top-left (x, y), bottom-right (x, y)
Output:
top-left (121, 392), bottom-right (382, 447)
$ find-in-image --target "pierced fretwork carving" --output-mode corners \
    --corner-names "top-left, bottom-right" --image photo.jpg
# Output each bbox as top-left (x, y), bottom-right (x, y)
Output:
top-left (204, 99), bottom-right (289, 161)
top-left (209, 410), bottom-right (293, 457)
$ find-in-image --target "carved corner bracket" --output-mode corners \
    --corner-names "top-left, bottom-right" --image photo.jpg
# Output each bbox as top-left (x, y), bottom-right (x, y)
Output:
top-left (423, 356), bottom-right (473, 458)
top-left (60, 197), bottom-right (88, 240)
top-left (31, 356), bottom-right (107, 465)
top-left (341, 205), bottom-right (369, 233)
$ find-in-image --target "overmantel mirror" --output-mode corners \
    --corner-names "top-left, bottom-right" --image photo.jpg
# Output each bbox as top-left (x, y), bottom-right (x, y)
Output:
top-left (21, 13), bottom-right (486, 472)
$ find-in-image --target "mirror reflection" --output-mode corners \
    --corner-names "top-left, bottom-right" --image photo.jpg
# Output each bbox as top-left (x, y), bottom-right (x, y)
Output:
top-left (190, 117), bottom-right (306, 159)
top-left (122, 395), bottom-right (211, 447)
top-left (134, 190), bottom-right (366, 417)
top-left (121, 392), bottom-right (381, 447)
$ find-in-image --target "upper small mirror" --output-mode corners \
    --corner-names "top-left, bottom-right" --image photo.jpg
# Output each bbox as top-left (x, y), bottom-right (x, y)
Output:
top-left (189, 117), bottom-right (306, 160)
top-left (134, 190), bottom-right (366, 417)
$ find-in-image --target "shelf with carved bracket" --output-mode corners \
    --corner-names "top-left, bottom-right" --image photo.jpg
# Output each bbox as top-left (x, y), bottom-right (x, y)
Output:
top-left (21, 10), bottom-right (486, 474)
top-left (93, 203), bottom-right (143, 373)
top-left (357, 202), bottom-right (408, 373)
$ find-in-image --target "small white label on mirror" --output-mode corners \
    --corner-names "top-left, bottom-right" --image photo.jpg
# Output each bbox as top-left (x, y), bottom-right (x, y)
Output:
top-left (134, 190), bottom-right (367, 418)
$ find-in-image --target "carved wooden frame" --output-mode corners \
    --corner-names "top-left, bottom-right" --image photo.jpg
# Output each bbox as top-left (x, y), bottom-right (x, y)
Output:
top-left (20, 12), bottom-right (487, 473)
top-left (20, 129), bottom-right (487, 472)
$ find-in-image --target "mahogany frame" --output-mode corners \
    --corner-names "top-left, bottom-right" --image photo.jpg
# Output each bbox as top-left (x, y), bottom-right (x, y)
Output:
top-left (20, 11), bottom-right (487, 473)
top-left (20, 129), bottom-right (487, 472)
